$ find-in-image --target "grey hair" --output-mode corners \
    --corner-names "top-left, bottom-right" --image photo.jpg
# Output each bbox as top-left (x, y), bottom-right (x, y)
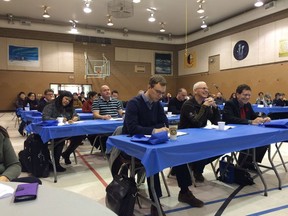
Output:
top-left (193, 81), bottom-right (206, 91)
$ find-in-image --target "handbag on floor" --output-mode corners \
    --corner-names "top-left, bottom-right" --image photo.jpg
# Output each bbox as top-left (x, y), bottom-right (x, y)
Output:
top-left (217, 155), bottom-right (254, 186)
top-left (105, 174), bottom-right (137, 216)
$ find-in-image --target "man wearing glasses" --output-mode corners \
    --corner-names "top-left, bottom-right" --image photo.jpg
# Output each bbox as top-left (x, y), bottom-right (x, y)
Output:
top-left (178, 81), bottom-right (220, 182)
top-left (223, 84), bottom-right (270, 169)
top-left (123, 75), bottom-right (204, 216)
top-left (37, 89), bottom-right (54, 112)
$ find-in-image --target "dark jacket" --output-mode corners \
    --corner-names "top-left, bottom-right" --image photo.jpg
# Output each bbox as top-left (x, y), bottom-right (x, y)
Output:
top-left (123, 95), bottom-right (168, 135)
top-left (168, 97), bottom-right (185, 114)
top-left (223, 98), bottom-right (258, 124)
top-left (179, 97), bottom-right (220, 129)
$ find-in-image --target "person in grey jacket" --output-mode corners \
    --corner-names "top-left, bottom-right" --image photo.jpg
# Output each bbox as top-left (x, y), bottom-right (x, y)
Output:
top-left (0, 126), bottom-right (21, 182)
top-left (42, 91), bottom-right (83, 172)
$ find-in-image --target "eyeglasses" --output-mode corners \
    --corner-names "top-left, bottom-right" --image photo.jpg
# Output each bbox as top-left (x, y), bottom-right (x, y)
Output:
top-left (196, 87), bottom-right (209, 91)
top-left (153, 88), bottom-right (165, 95)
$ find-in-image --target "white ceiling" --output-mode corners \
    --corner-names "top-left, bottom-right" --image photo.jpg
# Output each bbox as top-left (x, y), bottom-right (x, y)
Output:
top-left (0, 0), bottom-right (286, 44)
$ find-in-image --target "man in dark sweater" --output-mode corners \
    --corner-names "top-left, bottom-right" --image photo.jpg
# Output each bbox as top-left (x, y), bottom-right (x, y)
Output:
top-left (37, 89), bottom-right (54, 112)
top-left (178, 81), bottom-right (220, 182)
top-left (168, 88), bottom-right (187, 114)
top-left (123, 75), bottom-right (203, 216)
top-left (223, 84), bottom-right (271, 168)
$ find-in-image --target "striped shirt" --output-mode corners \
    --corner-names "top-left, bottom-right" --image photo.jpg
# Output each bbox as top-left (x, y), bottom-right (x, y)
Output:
top-left (92, 97), bottom-right (122, 118)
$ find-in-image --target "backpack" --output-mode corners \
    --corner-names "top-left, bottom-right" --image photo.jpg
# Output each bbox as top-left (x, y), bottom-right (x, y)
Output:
top-left (18, 134), bottom-right (50, 178)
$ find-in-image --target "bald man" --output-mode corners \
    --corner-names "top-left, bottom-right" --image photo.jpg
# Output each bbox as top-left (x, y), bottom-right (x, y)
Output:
top-left (92, 85), bottom-right (123, 119)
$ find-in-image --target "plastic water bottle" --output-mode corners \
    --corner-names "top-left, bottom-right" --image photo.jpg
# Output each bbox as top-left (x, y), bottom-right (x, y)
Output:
top-left (26, 103), bottom-right (30, 111)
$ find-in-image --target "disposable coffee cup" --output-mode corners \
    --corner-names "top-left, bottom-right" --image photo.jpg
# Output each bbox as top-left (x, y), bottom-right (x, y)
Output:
top-left (218, 121), bottom-right (225, 130)
top-left (24, 107), bottom-right (30, 111)
top-left (169, 124), bottom-right (178, 140)
top-left (163, 107), bottom-right (168, 112)
top-left (167, 112), bottom-right (172, 117)
top-left (57, 117), bottom-right (64, 125)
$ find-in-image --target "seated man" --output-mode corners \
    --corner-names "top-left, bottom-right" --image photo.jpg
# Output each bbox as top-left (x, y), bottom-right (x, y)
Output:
top-left (223, 84), bottom-right (270, 169)
top-left (122, 75), bottom-right (203, 216)
top-left (178, 81), bottom-right (220, 182)
top-left (92, 85), bottom-right (123, 151)
top-left (37, 89), bottom-right (54, 112)
top-left (168, 88), bottom-right (187, 114)
top-left (214, 92), bottom-right (226, 105)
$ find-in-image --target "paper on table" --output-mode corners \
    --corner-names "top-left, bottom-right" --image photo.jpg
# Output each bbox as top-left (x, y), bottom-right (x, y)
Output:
top-left (107, 118), bottom-right (123, 121)
top-left (0, 183), bottom-right (14, 199)
top-left (204, 125), bottom-right (235, 130)
top-left (145, 131), bottom-right (187, 138)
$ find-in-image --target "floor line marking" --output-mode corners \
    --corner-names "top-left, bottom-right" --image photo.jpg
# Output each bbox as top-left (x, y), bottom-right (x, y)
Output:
top-left (76, 149), bottom-right (108, 187)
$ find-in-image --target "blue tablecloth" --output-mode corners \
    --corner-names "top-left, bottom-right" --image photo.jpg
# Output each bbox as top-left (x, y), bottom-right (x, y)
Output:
top-left (78, 113), bottom-right (93, 120)
top-left (107, 124), bottom-right (288, 177)
top-left (252, 105), bottom-right (288, 114)
top-left (75, 108), bottom-right (83, 113)
top-left (26, 120), bottom-right (123, 143)
top-left (20, 110), bottom-right (42, 122)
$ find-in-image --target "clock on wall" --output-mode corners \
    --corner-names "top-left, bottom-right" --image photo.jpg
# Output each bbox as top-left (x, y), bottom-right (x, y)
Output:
top-left (233, 40), bottom-right (249, 60)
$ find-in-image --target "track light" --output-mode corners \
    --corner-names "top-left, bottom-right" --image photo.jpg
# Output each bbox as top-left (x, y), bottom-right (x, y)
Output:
top-left (133, 0), bottom-right (141, 3)
top-left (201, 20), bottom-right (207, 29)
top-left (197, 4), bottom-right (205, 14)
top-left (107, 16), bottom-right (113, 26)
top-left (69, 20), bottom-right (78, 34)
top-left (83, 0), bottom-right (92, 13)
top-left (42, 6), bottom-right (50, 18)
top-left (148, 13), bottom-right (156, 22)
top-left (254, 0), bottom-right (264, 7)
top-left (159, 22), bottom-right (165, 32)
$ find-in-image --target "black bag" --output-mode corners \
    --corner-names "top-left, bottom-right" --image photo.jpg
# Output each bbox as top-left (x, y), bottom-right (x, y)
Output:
top-left (105, 175), bottom-right (137, 216)
top-left (18, 134), bottom-right (50, 178)
top-left (217, 155), bottom-right (254, 186)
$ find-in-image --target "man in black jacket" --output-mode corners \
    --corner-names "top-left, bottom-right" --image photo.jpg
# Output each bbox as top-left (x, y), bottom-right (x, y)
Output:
top-left (223, 84), bottom-right (270, 168)
top-left (167, 88), bottom-right (187, 114)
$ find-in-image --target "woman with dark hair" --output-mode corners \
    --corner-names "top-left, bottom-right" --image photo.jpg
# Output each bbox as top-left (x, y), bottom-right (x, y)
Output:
top-left (82, 91), bottom-right (97, 113)
top-left (15, 91), bottom-right (26, 109)
top-left (0, 126), bottom-right (21, 182)
top-left (24, 92), bottom-right (39, 110)
top-left (42, 91), bottom-right (84, 172)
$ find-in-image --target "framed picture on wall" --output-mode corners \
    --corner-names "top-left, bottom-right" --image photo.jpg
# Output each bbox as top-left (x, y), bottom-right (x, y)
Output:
top-left (154, 52), bottom-right (172, 75)
top-left (8, 45), bottom-right (40, 67)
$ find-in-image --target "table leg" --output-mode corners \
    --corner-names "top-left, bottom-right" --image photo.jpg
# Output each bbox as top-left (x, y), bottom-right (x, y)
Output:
top-left (252, 148), bottom-right (267, 196)
top-left (50, 139), bottom-right (57, 183)
top-left (267, 146), bottom-right (282, 190)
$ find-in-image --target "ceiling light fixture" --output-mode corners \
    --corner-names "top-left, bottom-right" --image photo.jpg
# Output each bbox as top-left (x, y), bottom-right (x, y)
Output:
top-left (133, 0), bottom-right (141, 3)
top-left (197, 4), bottom-right (205, 14)
top-left (69, 20), bottom-right (79, 34)
top-left (148, 13), bottom-right (156, 22)
top-left (107, 15), bottom-right (113, 26)
top-left (201, 20), bottom-right (207, 29)
top-left (42, 6), bottom-right (50, 18)
top-left (83, 0), bottom-right (92, 13)
top-left (254, 0), bottom-right (264, 7)
top-left (123, 28), bottom-right (129, 36)
top-left (7, 13), bottom-right (14, 24)
top-left (159, 22), bottom-right (165, 32)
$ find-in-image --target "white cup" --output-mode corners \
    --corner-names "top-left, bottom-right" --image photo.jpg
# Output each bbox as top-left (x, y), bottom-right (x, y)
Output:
top-left (24, 107), bottom-right (30, 111)
top-left (167, 112), bottom-right (172, 117)
top-left (57, 117), bottom-right (64, 124)
top-left (218, 121), bottom-right (225, 130)
top-left (169, 124), bottom-right (178, 140)
top-left (163, 107), bottom-right (168, 112)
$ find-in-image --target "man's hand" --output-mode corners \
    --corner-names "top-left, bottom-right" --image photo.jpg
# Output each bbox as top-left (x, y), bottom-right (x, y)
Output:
top-left (203, 97), bottom-right (217, 108)
top-left (0, 176), bottom-right (10, 182)
top-left (251, 117), bottom-right (271, 125)
top-left (102, 115), bottom-right (111, 120)
top-left (153, 127), bottom-right (169, 134)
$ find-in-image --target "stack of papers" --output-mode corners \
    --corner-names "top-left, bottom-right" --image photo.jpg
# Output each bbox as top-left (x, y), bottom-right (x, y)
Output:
top-left (204, 125), bottom-right (235, 130)
top-left (0, 183), bottom-right (14, 199)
